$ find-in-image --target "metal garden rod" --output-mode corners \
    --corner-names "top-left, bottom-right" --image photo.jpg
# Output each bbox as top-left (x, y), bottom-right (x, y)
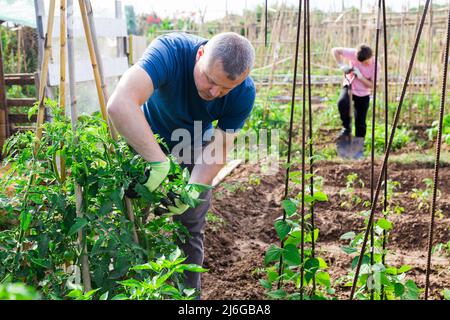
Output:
top-left (67, 0), bottom-right (92, 292)
top-left (369, 0), bottom-right (382, 301)
top-left (424, 2), bottom-right (450, 300)
top-left (299, 0), bottom-right (308, 299)
top-left (349, 0), bottom-right (430, 300)
top-left (306, 0), bottom-right (316, 295)
top-left (277, 0), bottom-right (302, 290)
top-left (35, 0), bottom-right (56, 146)
top-left (380, 0), bottom-right (389, 300)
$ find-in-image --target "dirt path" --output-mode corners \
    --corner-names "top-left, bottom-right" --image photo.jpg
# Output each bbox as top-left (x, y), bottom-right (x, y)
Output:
top-left (202, 160), bottom-right (450, 300)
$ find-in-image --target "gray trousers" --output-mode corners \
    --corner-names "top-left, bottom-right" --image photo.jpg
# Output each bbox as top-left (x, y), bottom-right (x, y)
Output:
top-left (173, 162), bottom-right (212, 296)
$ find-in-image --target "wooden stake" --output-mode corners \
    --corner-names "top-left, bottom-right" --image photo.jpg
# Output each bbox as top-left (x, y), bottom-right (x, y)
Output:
top-left (59, 0), bottom-right (67, 182)
top-left (78, 0), bottom-right (108, 122)
top-left (35, 0), bottom-right (56, 146)
top-left (0, 39), bottom-right (9, 154)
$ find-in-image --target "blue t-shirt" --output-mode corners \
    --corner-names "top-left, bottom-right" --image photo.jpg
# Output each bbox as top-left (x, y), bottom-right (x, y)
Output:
top-left (137, 32), bottom-right (256, 151)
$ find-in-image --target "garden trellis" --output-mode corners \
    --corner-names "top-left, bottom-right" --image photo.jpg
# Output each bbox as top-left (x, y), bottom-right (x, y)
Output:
top-left (272, 0), bottom-right (448, 300)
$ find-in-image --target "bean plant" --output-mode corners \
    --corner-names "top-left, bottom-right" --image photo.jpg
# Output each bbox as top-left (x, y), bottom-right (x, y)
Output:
top-left (339, 179), bottom-right (420, 300)
top-left (0, 99), bottom-right (208, 299)
top-left (260, 170), bottom-right (333, 300)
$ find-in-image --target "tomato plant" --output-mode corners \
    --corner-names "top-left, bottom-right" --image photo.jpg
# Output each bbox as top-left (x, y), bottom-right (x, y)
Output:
top-left (0, 99), bottom-right (208, 299)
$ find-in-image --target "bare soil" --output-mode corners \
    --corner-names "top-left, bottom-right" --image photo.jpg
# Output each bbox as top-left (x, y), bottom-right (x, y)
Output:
top-left (202, 159), bottom-right (450, 300)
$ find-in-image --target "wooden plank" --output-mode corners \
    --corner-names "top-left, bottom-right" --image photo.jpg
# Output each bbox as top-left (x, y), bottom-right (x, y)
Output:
top-left (4, 73), bottom-right (35, 85)
top-left (8, 114), bottom-right (37, 123)
top-left (212, 159), bottom-right (243, 187)
top-left (6, 98), bottom-right (37, 107)
top-left (48, 56), bottom-right (128, 86)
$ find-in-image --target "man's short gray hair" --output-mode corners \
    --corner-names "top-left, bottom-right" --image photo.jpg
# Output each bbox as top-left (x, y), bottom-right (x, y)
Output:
top-left (205, 32), bottom-right (255, 80)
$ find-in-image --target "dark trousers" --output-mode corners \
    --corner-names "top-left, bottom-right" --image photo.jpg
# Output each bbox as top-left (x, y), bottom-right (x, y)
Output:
top-left (171, 147), bottom-right (211, 298)
top-left (337, 86), bottom-right (370, 138)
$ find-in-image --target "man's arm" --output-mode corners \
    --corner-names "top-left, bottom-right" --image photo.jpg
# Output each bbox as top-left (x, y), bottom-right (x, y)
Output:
top-left (189, 128), bottom-right (237, 185)
top-left (107, 64), bottom-right (167, 162)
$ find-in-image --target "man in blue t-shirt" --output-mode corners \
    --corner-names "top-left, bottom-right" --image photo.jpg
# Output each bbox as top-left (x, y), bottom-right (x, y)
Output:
top-left (107, 32), bottom-right (256, 296)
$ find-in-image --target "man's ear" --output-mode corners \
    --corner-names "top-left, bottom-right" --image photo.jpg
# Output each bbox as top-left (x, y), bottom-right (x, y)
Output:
top-left (196, 45), bottom-right (205, 62)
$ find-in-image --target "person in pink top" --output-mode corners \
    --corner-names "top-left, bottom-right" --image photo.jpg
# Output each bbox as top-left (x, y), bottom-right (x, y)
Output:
top-left (331, 44), bottom-right (378, 140)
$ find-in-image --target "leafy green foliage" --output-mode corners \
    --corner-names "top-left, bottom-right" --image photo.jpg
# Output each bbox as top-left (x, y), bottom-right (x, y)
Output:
top-left (340, 179), bottom-right (420, 300)
top-left (0, 282), bottom-right (40, 300)
top-left (0, 100), bottom-right (204, 299)
top-left (261, 171), bottom-right (333, 300)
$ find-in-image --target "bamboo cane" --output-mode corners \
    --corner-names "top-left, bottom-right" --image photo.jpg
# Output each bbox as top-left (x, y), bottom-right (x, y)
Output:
top-left (263, 3), bottom-right (285, 119)
top-left (78, 0), bottom-right (108, 123)
top-left (82, 0), bottom-right (138, 244)
top-left (35, 0), bottom-right (56, 147)
top-left (84, 0), bottom-right (118, 141)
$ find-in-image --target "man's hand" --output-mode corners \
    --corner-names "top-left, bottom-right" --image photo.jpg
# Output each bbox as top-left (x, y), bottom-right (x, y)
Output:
top-left (338, 63), bottom-right (353, 74)
top-left (155, 185), bottom-right (205, 217)
top-left (352, 67), bottom-right (363, 79)
top-left (125, 160), bottom-right (170, 198)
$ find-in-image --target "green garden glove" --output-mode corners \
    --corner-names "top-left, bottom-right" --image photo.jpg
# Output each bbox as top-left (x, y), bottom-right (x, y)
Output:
top-left (166, 189), bottom-right (200, 215)
top-left (155, 187), bottom-right (202, 217)
top-left (143, 160), bottom-right (171, 192)
top-left (125, 160), bottom-right (170, 198)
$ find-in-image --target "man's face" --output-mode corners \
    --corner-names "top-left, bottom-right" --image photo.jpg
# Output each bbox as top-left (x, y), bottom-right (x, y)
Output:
top-left (193, 46), bottom-right (249, 101)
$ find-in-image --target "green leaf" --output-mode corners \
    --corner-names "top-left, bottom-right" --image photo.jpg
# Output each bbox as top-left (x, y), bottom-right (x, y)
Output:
top-left (443, 289), bottom-right (450, 300)
top-left (376, 218), bottom-right (393, 231)
top-left (402, 280), bottom-right (420, 300)
top-left (19, 210), bottom-right (32, 232)
top-left (317, 257), bottom-right (328, 269)
top-left (282, 199), bottom-right (297, 217)
top-left (169, 248), bottom-right (182, 262)
top-left (283, 244), bottom-right (301, 266)
top-left (68, 218), bottom-right (88, 236)
top-left (98, 201), bottom-right (113, 216)
top-left (30, 258), bottom-right (51, 269)
top-left (313, 191), bottom-right (328, 202)
top-left (267, 288), bottom-right (287, 299)
top-left (304, 258), bottom-right (320, 284)
top-left (118, 279), bottom-right (142, 288)
top-left (110, 188), bottom-right (125, 213)
top-left (316, 271), bottom-right (331, 287)
top-left (394, 283), bottom-right (405, 297)
top-left (66, 289), bottom-right (82, 299)
top-left (259, 279), bottom-right (272, 290)
top-left (180, 264), bottom-right (208, 273)
top-left (340, 232), bottom-right (356, 241)
top-left (351, 254), bottom-right (371, 270)
top-left (341, 246), bottom-right (357, 254)
top-left (398, 265), bottom-right (412, 274)
top-left (264, 244), bottom-right (283, 265)
top-left (274, 220), bottom-right (291, 241)
top-left (284, 230), bottom-right (301, 246)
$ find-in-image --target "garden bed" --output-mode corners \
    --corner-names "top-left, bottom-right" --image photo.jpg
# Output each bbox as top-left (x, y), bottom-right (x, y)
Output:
top-left (202, 159), bottom-right (450, 300)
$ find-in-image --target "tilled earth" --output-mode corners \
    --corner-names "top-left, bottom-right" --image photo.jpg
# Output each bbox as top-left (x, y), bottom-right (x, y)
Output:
top-left (202, 159), bottom-right (450, 300)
